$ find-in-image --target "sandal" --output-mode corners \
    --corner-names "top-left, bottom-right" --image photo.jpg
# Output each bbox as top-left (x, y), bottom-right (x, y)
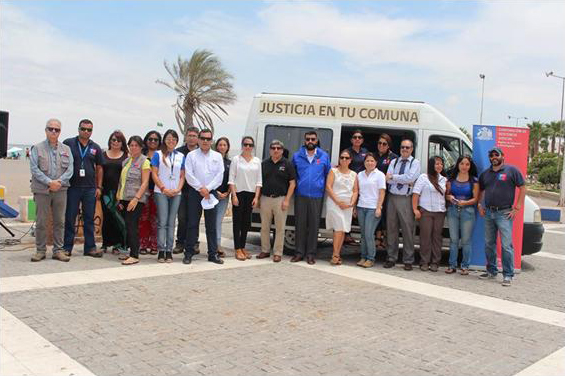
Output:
top-left (460, 269), bottom-right (469, 275)
top-left (122, 257), bottom-right (139, 265)
top-left (445, 267), bottom-right (456, 274)
top-left (330, 255), bottom-right (342, 266)
top-left (149, 249), bottom-right (158, 255)
top-left (139, 248), bottom-right (148, 255)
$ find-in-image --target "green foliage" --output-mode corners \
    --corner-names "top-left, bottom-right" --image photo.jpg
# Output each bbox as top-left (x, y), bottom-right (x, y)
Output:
top-left (538, 165), bottom-right (560, 186)
top-left (529, 151), bottom-right (562, 188)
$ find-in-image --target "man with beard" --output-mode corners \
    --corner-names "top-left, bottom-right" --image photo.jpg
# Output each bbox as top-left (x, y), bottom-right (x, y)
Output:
top-left (291, 131), bottom-right (331, 265)
top-left (477, 147), bottom-right (525, 287)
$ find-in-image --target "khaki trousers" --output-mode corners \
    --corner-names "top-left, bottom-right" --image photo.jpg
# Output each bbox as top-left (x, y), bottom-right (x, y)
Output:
top-left (260, 196), bottom-right (288, 256)
top-left (34, 190), bottom-right (67, 254)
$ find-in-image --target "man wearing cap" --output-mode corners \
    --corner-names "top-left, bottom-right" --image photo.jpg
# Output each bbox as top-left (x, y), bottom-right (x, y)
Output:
top-left (30, 119), bottom-right (74, 262)
top-left (477, 147), bottom-right (526, 287)
top-left (256, 140), bottom-right (296, 262)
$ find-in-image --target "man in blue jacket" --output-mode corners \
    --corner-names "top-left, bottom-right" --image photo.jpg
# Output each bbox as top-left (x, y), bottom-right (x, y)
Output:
top-left (291, 131), bottom-right (331, 264)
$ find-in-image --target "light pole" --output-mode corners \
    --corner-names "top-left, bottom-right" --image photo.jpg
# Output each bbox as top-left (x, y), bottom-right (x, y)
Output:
top-left (546, 71), bottom-right (565, 206)
top-left (479, 74), bottom-right (485, 125)
top-left (507, 115), bottom-right (528, 127)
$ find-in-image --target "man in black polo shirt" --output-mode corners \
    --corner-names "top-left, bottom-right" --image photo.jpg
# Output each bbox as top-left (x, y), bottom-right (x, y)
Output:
top-left (173, 126), bottom-right (199, 254)
top-left (63, 119), bottom-right (104, 257)
top-left (478, 147), bottom-right (526, 286)
top-left (256, 139), bottom-right (296, 262)
top-left (347, 129), bottom-right (368, 174)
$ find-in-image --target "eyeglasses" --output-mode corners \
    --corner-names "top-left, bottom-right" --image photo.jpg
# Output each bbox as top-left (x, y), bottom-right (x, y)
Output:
top-left (352, 135), bottom-right (363, 140)
top-left (148, 137), bottom-right (160, 142)
top-left (400, 145), bottom-right (412, 150)
top-left (46, 127), bottom-right (60, 133)
top-left (378, 141), bottom-right (388, 146)
top-left (305, 137), bottom-right (317, 142)
top-left (79, 127), bottom-right (93, 133)
top-left (199, 136), bottom-right (212, 141)
top-left (340, 156), bottom-right (351, 160)
top-left (243, 143), bottom-right (254, 147)
top-left (270, 146), bottom-right (282, 150)
top-left (110, 138), bottom-right (121, 143)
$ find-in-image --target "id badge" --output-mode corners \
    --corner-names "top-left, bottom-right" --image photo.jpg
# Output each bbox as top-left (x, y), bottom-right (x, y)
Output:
top-left (79, 168), bottom-right (86, 177)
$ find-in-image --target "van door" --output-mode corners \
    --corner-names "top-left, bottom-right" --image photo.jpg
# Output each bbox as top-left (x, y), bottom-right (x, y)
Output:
top-left (425, 131), bottom-right (462, 175)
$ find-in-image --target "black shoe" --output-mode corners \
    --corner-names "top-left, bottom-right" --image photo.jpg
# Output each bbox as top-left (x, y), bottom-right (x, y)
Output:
top-left (208, 256), bottom-right (224, 265)
top-left (165, 252), bottom-right (173, 263)
top-left (157, 251), bottom-right (165, 263)
top-left (173, 243), bottom-right (184, 254)
top-left (404, 263), bottom-right (413, 271)
top-left (182, 256), bottom-right (192, 264)
top-left (383, 260), bottom-right (395, 268)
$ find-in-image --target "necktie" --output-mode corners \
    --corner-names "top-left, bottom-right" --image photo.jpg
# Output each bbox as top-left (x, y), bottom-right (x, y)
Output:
top-left (396, 159), bottom-right (408, 191)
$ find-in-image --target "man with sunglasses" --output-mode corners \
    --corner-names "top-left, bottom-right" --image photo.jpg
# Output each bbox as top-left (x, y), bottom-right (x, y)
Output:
top-left (477, 147), bottom-right (525, 286)
top-left (291, 131), bottom-right (331, 264)
top-left (257, 139), bottom-right (296, 262)
top-left (62, 119), bottom-right (104, 258)
top-left (174, 127), bottom-right (200, 254)
top-left (384, 138), bottom-right (420, 270)
top-left (347, 129), bottom-right (368, 173)
top-left (182, 129), bottom-right (224, 265)
top-left (30, 119), bottom-right (74, 262)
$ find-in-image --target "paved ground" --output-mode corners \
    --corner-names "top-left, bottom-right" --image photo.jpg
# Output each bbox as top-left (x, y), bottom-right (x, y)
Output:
top-left (1, 193), bottom-right (564, 376)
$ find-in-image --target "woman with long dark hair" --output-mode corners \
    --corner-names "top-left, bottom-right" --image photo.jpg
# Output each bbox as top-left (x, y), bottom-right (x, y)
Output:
top-left (229, 136), bottom-right (262, 261)
top-left (101, 130), bottom-right (128, 256)
top-left (138, 130), bottom-right (161, 255)
top-left (412, 156), bottom-right (447, 272)
top-left (151, 129), bottom-right (185, 262)
top-left (214, 137), bottom-right (231, 258)
top-left (445, 155), bottom-right (479, 275)
top-left (117, 136), bottom-right (151, 265)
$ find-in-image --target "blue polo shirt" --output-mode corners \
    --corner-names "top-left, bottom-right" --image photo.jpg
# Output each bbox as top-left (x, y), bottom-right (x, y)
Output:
top-left (63, 136), bottom-right (104, 188)
top-left (479, 164), bottom-right (525, 207)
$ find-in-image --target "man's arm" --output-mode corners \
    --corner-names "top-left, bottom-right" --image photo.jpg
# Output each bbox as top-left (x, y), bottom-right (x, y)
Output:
top-left (59, 150), bottom-right (74, 185)
top-left (393, 159), bottom-right (421, 184)
top-left (29, 146), bottom-right (52, 186)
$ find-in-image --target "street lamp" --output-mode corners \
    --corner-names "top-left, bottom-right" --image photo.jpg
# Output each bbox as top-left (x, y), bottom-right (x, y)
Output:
top-left (545, 71), bottom-right (565, 206)
top-left (479, 74), bottom-right (485, 125)
top-left (507, 115), bottom-right (528, 127)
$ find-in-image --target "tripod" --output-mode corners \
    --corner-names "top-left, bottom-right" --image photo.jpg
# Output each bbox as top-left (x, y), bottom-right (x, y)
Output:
top-left (0, 218), bottom-right (15, 237)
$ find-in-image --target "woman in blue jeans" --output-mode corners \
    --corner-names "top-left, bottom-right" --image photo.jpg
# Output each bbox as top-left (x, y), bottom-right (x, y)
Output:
top-left (445, 155), bottom-right (479, 275)
top-left (214, 137), bottom-right (231, 257)
top-left (355, 153), bottom-right (386, 268)
top-left (151, 129), bottom-right (185, 263)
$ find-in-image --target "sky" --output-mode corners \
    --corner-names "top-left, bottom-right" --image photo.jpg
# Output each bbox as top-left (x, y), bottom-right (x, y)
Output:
top-left (1, 0), bottom-right (564, 146)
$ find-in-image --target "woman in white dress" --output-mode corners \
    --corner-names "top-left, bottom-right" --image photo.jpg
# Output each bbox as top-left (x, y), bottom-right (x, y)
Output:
top-left (325, 149), bottom-right (358, 265)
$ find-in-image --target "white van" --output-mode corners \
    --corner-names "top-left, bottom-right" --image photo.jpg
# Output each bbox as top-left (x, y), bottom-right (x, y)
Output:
top-left (243, 93), bottom-right (544, 255)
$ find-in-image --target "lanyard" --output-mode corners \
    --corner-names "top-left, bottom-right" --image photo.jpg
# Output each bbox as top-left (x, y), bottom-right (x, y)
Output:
top-left (77, 140), bottom-right (90, 167)
top-left (168, 151), bottom-right (176, 174)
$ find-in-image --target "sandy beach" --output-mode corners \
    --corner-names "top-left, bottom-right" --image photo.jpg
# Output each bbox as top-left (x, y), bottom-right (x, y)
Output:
top-left (0, 159), bottom-right (32, 209)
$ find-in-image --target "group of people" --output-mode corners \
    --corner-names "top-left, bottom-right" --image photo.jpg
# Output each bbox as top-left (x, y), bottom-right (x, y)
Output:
top-left (30, 121), bottom-right (525, 286)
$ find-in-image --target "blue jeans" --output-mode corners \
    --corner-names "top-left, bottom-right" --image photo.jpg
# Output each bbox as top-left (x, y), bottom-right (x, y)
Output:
top-left (215, 195), bottom-right (229, 247)
top-left (447, 205), bottom-right (476, 269)
top-left (154, 193), bottom-right (182, 253)
top-left (64, 186), bottom-right (96, 254)
top-left (357, 207), bottom-right (381, 261)
top-left (484, 208), bottom-right (515, 278)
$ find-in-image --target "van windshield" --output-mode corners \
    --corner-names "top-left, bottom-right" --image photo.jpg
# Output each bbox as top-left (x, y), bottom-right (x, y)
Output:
top-left (263, 125), bottom-right (333, 160)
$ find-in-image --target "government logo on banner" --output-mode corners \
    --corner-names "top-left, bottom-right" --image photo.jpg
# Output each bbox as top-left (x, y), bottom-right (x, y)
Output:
top-left (476, 127), bottom-right (493, 141)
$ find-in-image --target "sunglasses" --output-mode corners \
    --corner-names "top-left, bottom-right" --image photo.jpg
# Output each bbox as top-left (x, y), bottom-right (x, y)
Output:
top-left (111, 138), bottom-right (121, 143)
top-left (243, 143), bottom-right (254, 147)
top-left (489, 153), bottom-right (500, 157)
top-left (199, 136), bottom-right (212, 141)
top-left (352, 135), bottom-right (363, 140)
top-left (46, 127), bottom-right (61, 133)
top-left (378, 141), bottom-right (388, 146)
top-left (305, 137), bottom-right (317, 142)
top-left (148, 137), bottom-right (160, 142)
top-left (270, 146), bottom-right (282, 150)
top-left (340, 156), bottom-right (351, 160)
top-left (79, 127), bottom-right (93, 132)
top-left (400, 145), bottom-right (412, 150)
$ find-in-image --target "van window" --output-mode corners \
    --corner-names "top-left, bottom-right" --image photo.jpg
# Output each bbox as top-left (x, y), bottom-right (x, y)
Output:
top-left (428, 135), bottom-right (460, 173)
top-left (462, 141), bottom-right (472, 158)
top-left (263, 125), bottom-right (333, 160)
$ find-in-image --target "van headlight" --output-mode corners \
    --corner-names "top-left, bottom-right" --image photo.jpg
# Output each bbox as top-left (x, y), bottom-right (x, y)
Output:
top-left (533, 209), bottom-right (542, 223)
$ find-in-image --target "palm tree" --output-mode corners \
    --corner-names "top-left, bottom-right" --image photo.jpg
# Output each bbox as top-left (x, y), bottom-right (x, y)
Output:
top-left (546, 121), bottom-right (564, 155)
top-left (528, 121), bottom-right (544, 158)
top-left (156, 50), bottom-right (237, 135)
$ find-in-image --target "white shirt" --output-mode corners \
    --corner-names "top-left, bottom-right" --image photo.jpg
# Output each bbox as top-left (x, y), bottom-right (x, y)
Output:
top-left (413, 173), bottom-right (447, 212)
top-left (228, 154), bottom-right (263, 193)
top-left (184, 148), bottom-right (224, 191)
top-left (387, 156), bottom-right (421, 196)
top-left (151, 150), bottom-right (185, 195)
top-left (357, 169), bottom-right (386, 209)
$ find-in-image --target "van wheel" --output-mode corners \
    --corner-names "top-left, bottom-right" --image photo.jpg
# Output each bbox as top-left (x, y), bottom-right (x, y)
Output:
top-left (283, 230), bottom-right (296, 255)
